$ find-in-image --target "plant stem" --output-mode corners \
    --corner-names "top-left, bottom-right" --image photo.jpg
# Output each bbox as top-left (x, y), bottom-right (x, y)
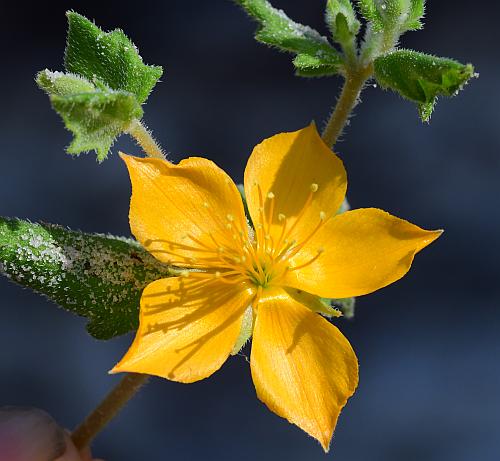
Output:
top-left (321, 64), bottom-right (373, 149)
top-left (126, 119), bottom-right (165, 159)
top-left (71, 373), bottom-right (149, 450)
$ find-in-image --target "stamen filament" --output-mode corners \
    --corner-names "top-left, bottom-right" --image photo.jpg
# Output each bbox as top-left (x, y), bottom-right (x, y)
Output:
top-left (216, 276), bottom-right (249, 285)
top-left (266, 192), bottom-right (275, 236)
top-left (274, 214), bottom-right (288, 256)
top-left (256, 185), bottom-right (267, 252)
top-left (286, 213), bottom-right (328, 259)
top-left (288, 249), bottom-right (324, 271)
top-left (279, 189), bottom-right (315, 250)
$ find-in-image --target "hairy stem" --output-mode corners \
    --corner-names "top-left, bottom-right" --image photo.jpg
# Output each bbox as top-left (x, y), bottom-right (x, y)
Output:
top-left (321, 64), bottom-right (373, 149)
top-left (71, 373), bottom-right (149, 450)
top-left (126, 119), bottom-right (165, 159)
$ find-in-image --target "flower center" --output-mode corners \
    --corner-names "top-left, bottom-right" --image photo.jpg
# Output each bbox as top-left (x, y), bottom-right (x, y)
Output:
top-left (148, 183), bottom-right (328, 292)
top-left (246, 182), bottom-right (328, 287)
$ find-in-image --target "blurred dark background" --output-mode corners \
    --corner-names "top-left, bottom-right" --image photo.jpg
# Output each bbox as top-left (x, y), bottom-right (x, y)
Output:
top-left (1, 1), bottom-right (499, 460)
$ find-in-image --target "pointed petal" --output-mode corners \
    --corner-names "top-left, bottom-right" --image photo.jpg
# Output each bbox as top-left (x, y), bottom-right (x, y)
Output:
top-left (244, 124), bottom-right (347, 246)
top-left (284, 208), bottom-right (442, 298)
top-left (251, 288), bottom-right (358, 451)
top-left (121, 154), bottom-right (247, 267)
top-left (112, 276), bottom-right (254, 383)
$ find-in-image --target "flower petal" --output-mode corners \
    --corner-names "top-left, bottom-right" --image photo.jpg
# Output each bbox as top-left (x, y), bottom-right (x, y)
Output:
top-left (251, 288), bottom-right (358, 452)
top-left (244, 124), bottom-right (347, 246)
top-left (111, 276), bottom-right (254, 383)
top-left (284, 208), bottom-right (443, 298)
top-left (121, 154), bottom-right (247, 267)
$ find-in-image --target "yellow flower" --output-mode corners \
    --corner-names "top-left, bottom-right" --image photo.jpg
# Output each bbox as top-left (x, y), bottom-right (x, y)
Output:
top-left (112, 124), bottom-right (441, 451)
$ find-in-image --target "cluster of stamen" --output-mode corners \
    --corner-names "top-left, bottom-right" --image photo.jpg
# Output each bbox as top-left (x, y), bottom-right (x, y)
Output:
top-left (147, 182), bottom-right (329, 295)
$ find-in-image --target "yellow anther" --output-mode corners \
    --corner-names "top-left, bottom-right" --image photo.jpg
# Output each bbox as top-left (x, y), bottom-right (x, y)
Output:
top-left (278, 213), bottom-right (286, 222)
top-left (265, 234), bottom-right (271, 240)
top-left (241, 255), bottom-right (247, 263)
top-left (218, 247), bottom-right (225, 253)
top-left (319, 211), bottom-right (326, 221)
top-left (215, 271), bottom-right (221, 278)
top-left (203, 202), bottom-right (209, 208)
top-left (180, 270), bottom-right (190, 278)
top-left (310, 183), bottom-right (319, 193)
top-left (226, 214), bottom-right (235, 222)
top-left (267, 192), bottom-right (275, 199)
top-left (233, 257), bottom-right (241, 264)
top-left (226, 223), bottom-right (233, 230)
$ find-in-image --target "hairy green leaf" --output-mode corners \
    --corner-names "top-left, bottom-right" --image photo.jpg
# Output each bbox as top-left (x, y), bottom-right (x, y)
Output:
top-left (357, 0), bottom-right (383, 29)
top-left (407, 0), bottom-right (426, 31)
top-left (50, 88), bottom-right (143, 161)
top-left (293, 53), bottom-right (340, 77)
top-left (65, 12), bottom-right (162, 104)
top-left (0, 218), bottom-right (172, 340)
top-left (37, 70), bottom-right (142, 161)
top-left (37, 12), bottom-right (164, 161)
top-left (357, 0), bottom-right (425, 33)
top-left (325, 0), bottom-right (360, 46)
top-left (37, 70), bottom-right (95, 96)
top-left (417, 100), bottom-right (436, 123)
top-left (374, 50), bottom-right (475, 121)
top-left (236, 0), bottom-right (343, 76)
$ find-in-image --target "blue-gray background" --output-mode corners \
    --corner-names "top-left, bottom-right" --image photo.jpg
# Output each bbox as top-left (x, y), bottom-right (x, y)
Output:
top-left (1, 1), bottom-right (499, 460)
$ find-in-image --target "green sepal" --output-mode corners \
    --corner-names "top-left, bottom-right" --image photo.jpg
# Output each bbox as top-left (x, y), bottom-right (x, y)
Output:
top-left (0, 217), bottom-right (172, 340)
top-left (337, 197), bottom-right (351, 215)
top-left (235, 0), bottom-right (343, 76)
top-left (417, 99), bottom-right (436, 123)
top-left (329, 297), bottom-right (356, 319)
top-left (237, 184), bottom-right (250, 219)
top-left (65, 12), bottom-right (163, 104)
top-left (374, 50), bottom-right (475, 122)
top-left (287, 288), bottom-right (342, 318)
top-left (231, 306), bottom-right (254, 355)
top-left (325, 0), bottom-right (360, 47)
